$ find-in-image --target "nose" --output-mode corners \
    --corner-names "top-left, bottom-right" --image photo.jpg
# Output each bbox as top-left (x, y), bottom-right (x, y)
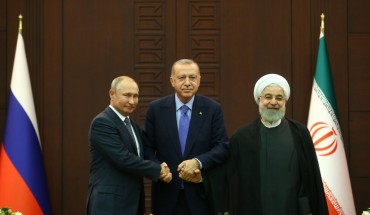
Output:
top-left (128, 96), bottom-right (135, 104)
top-left (269, 98), bottom-right (278, 104)
top-left (184, 77), bottom-right (191, 86)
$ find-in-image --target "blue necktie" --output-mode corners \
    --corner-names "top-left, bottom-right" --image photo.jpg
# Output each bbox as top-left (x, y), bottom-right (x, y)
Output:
top-left (179, 105), bottom-right (190, 155)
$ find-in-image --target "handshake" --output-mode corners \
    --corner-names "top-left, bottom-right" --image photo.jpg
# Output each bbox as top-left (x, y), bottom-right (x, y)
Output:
top-left (159, 159), bottom-right (202, 183)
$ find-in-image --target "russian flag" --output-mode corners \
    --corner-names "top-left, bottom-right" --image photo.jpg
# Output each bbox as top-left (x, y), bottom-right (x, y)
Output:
top-left (0, 27), bottom-right (52, 214)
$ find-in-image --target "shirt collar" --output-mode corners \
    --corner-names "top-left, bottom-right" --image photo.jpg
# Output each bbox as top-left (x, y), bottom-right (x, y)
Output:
top-left (109, 105), bottom-right (128, 122)
top-left (261, 118), bottom-right (282, 128)
top-left (175, 94), bottom-right (194, 111)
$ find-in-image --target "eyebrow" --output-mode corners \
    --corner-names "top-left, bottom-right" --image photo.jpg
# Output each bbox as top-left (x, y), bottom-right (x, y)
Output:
top-left (264, 93), bottom-right (284, 96)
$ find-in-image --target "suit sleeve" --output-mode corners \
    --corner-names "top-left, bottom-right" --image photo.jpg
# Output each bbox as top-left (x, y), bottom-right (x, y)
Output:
top-left (195, 104), bottom-right (230, 170)
top-left (89, 116), bottom-right (161, 181)
top-left (142, 104), bottom-right (161, 163)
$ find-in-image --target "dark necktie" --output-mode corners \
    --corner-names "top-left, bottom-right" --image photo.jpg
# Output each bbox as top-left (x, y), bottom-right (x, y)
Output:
top-left (179, 105), bottom-right (190, 155)
top-left (124, 117), bottom-right (140, 156)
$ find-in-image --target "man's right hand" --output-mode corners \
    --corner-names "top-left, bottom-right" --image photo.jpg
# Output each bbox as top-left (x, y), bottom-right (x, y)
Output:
top-left (159, 162), bottom-right (172, 183)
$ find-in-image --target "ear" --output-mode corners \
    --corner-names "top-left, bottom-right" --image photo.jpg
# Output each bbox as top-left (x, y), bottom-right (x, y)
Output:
top-left (109, 89), bottom-right (114, 98)
top-left (170, 76), bottom-right (175, 87)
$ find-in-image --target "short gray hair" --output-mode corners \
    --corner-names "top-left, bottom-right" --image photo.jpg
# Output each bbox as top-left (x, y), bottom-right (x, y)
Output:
top-left (171, 59), bottom-right (199, 76)
top-left (110, 76), bottom-right (135, 91)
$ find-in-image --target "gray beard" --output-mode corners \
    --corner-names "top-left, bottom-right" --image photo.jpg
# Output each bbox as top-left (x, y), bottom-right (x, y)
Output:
top-left (259, 105), bottom-right (285, 123)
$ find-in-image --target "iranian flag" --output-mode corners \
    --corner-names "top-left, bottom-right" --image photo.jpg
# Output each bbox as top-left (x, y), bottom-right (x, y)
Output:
top-left (307, 18), bottom-right (356, 214)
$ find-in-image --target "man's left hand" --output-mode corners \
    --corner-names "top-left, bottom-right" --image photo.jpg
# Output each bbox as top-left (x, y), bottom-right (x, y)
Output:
top-left (178, 159), bottom-right (202, 183)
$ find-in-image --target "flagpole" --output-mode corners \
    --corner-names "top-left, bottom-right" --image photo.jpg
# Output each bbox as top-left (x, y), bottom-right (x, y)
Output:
top-left (19, 14), bottom-right (23, 34)
top-left (320, 13), bottom-right (325, 36)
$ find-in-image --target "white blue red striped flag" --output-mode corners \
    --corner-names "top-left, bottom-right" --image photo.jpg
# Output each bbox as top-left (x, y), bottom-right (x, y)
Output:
top-left (0, 23), bottom-right (52, 215)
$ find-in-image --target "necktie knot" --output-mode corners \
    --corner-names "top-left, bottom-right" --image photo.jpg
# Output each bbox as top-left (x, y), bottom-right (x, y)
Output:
top-left (181, 105), bottom-right (189, 115)
top-left (124, 117), bottom-right (131, 125)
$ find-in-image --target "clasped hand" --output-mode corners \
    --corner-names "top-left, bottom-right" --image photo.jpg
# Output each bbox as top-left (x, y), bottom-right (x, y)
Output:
top-left (159, 162), bottom-right (172, 183)
top-left (177, 159), bottom-right (202, 183)
top-left (159, 159), bottom-right (202, 183)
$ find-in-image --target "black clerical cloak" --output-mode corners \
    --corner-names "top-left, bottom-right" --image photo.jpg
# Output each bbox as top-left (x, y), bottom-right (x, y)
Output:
top-left (205, 118), bottom-right (328, 215)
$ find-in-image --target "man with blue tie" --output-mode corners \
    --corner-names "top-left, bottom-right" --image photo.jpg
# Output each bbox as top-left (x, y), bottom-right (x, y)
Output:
top-left (86, 76), bottom-right (172, 215)
top-left (143, 59), bottom-right (230, 215)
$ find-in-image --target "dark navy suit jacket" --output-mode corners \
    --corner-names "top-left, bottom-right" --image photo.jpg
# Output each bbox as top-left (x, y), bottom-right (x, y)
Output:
top-left (144, 94), bottom-right (229, 215)
top-left (86, 107), bottom-right (161, 215)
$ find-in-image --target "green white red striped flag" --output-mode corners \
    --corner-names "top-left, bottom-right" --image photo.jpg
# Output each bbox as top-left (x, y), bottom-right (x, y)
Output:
top-left (307, 15), bottom-right (355, 215)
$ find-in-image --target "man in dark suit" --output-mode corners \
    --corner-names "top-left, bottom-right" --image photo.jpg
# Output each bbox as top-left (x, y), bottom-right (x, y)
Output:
top-left (143, 59), bottom-right (230, 215)
top-left (86, 76), bottom-right (172, 215)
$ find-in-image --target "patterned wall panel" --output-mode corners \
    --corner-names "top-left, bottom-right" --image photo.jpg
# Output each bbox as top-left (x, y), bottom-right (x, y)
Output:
top-left (189, 1), bottom-right (220, 101)
top-left (134, 1), bottom-right (166, 125)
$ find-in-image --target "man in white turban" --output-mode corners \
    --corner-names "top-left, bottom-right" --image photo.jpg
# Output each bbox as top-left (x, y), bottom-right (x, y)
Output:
top-left (253, 73), bottom-right (290, 126)
top-left (206, 74), bottom-right (328, 215)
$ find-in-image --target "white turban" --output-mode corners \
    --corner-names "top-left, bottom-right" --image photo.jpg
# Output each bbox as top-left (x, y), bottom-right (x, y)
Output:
top-left (253, 74), bottom-right (290, 104)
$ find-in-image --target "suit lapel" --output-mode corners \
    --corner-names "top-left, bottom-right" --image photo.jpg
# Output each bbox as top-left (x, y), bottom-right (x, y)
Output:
top-left (121, 121), bottom-right (139, 156)
top-left (106, 107), bottom-right (139, 156)
top-left (184, 95), bottom-right (208, 157)
top-left (161, 95), bottom-right (183, 158)
top-left (131, 121), bottom-right (142, 157)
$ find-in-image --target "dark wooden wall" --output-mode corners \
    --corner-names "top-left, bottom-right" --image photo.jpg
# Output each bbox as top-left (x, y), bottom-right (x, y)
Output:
top-left (1, 0), bottom-right (369, 214)
top-left (348, 0), bottom-right (370, 211)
